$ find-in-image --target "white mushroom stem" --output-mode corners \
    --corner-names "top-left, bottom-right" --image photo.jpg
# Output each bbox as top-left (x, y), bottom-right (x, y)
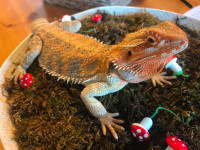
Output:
top-left (165, 146), bottom-right (173, 150)
top-left (168, 62), bottom-right (182, 72)
top-left (139, 117), bottom-right (153, 131)
top-left (165, 57), bottom-right (182, 72)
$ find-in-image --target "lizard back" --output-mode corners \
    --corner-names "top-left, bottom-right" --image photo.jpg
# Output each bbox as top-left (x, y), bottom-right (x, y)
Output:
top-left (31, 18), bottom-right (113, 83)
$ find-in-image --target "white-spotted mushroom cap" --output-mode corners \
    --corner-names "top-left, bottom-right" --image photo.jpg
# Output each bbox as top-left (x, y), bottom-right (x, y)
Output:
top-left (20, 73), bottom-right (33, 88)
top-left (131, 123), bottom-right (150, 141)
top-left (165, 136), bottom-right (188, 150)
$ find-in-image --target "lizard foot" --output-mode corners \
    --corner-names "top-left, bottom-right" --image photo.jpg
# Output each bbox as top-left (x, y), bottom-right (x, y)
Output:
top-left (98, 113), bottom-right (124, 140)
top-left (151, 72), bottom-right (177, 87)
top-left (11, 65), bottom-right (26, 84)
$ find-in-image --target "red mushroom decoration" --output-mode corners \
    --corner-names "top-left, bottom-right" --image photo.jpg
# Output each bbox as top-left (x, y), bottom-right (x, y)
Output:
top-left (165, 136), bottom-right (188, 150)
top-left (131, 117), bottom-right (153, 141)
top-left (20, 73), bottom-right (33, 88)
top-left (92, 14), bottom-right (102, 23)
top-left (61, 15), bottom-right (71, 22)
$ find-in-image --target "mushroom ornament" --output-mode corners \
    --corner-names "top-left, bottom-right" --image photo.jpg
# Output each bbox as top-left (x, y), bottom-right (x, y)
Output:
top-left (165, 136), bottom-right (188, 150)
top-left (92, 14), bottom-right (102, 23)
top-left (166, 56), bottom-right (187, 76)
top-left (20, 73), bottom-right (33, 88)
top-left (131, 117), bottom-right (153, 141)
top-left (131, 107), bottom-right (180, 141)
top-left (61, 15), bottom-right (72, 22)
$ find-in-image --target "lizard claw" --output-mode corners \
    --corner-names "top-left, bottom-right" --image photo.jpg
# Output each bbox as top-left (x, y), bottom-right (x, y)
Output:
top-left (98, 113), bottom-right (124, 140)
top-left (11, 65), bottom-right (26, 84)
top-left (151, 72), bottom-right (177, 87)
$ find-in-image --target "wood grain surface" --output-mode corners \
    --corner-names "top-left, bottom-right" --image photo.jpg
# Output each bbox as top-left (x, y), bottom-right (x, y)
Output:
top-left (0, 0), bottom-right (199, 149)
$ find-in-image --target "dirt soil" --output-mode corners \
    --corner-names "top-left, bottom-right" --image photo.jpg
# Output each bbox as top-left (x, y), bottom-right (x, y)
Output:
top-left (5, 11), bottom-right (200, 150)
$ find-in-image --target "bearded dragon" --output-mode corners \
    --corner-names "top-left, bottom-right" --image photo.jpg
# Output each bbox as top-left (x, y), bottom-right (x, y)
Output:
top-left (12, 18), bottom-right (188, 139)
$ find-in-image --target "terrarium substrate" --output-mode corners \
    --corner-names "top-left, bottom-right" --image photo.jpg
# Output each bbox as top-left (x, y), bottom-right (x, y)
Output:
top-left (4, 11), bottom-right (200, 150)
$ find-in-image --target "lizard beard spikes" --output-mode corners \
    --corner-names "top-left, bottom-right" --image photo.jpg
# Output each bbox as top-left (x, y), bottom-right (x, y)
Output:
top-left (113, 54), bottom-right (171, 77)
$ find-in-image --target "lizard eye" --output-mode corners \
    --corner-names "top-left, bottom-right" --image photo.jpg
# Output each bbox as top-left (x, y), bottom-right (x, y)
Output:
top-left (147, 36), bottom-right (157, 45)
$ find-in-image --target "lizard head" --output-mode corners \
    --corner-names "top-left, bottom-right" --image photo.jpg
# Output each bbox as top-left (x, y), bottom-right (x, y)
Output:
top-left (110, 21), bottom-right (188, 83)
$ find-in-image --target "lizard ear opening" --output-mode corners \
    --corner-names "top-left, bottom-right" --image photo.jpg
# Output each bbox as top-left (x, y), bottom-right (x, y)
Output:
top-left (128, 51), bottom-right (132, 56)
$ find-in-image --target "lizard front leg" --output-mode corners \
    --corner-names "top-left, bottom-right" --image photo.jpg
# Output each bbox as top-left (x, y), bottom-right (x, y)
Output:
top-left (81, 77), bottom-right (128, 139)
top-left (11, 35), bottom-right (42, 83)
top-left (151, 72), bottom-right (177, 87)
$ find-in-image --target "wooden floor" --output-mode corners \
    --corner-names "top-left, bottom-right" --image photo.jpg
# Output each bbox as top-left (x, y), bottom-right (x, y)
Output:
top-left (0, 0), bottom-right (199, 149)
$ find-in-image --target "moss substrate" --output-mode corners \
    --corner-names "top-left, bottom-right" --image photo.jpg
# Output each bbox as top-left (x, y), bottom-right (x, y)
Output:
top-left (5, 11), bottom-right (200, 150)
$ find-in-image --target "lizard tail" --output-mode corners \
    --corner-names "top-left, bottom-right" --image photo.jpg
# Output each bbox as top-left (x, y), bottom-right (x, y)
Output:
top-left (31, 18), bottom-right (49, 34)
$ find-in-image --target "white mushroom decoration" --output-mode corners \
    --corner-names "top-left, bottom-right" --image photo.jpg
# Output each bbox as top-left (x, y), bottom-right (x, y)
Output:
top-left (165, 56), bottom-right (183, 76)
top-left (61, 15), bottom-right (72, 22)
top-left (165, 136), bottom-right (188, 150)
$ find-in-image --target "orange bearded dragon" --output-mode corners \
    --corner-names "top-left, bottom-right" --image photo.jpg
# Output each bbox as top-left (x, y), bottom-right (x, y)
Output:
top-left (12, 18), bottom-right (188, 139)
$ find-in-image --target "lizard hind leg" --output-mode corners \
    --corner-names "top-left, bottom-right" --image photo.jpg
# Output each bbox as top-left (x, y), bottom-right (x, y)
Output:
top-left (22, 34), bottom-right (42, 70)
top-left (11, 35), bottom-right (42, 84)
top-left (29, 35), bottom-right (42, 53)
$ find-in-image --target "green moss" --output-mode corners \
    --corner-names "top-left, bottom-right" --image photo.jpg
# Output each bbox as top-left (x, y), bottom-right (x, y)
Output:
top-left (4, 11), bottom-right (200, 150)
